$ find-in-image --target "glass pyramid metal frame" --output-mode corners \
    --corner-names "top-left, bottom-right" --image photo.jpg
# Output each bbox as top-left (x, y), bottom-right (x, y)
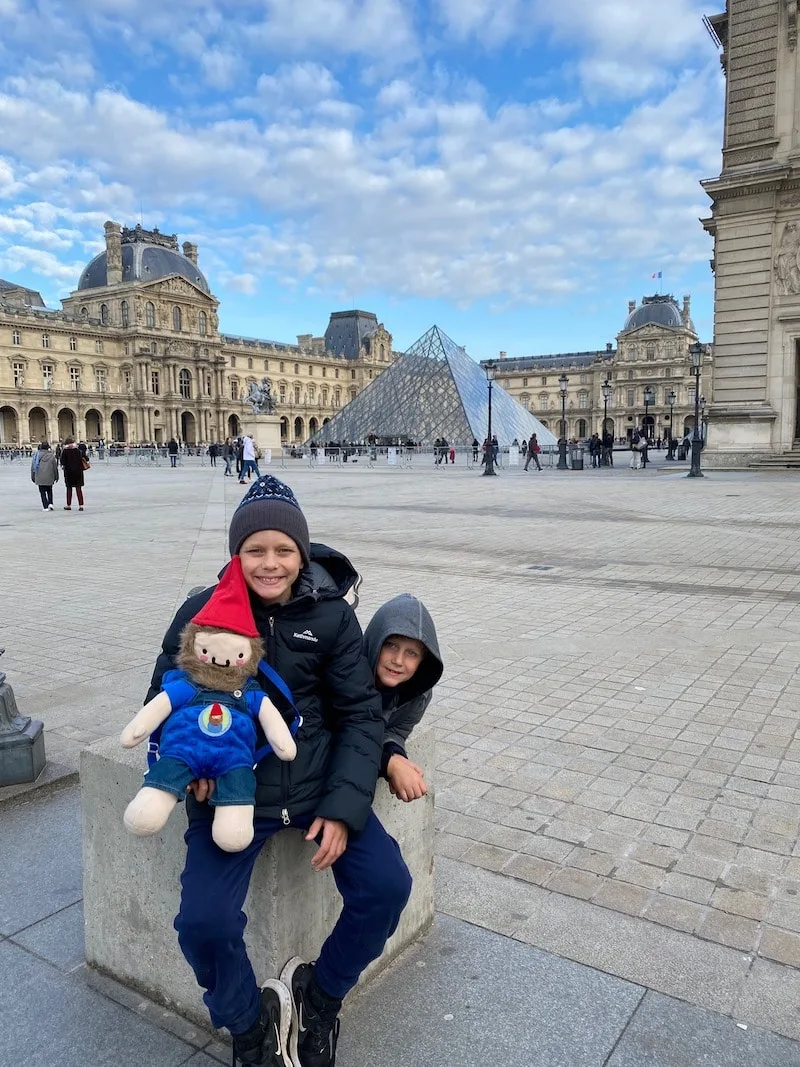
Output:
top-left (309, 325), bottom-right (558, 447)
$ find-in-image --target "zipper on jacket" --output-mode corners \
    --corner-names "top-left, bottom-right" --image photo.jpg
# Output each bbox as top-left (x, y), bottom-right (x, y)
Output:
top-left (280, 807), bottom-right (290, 826)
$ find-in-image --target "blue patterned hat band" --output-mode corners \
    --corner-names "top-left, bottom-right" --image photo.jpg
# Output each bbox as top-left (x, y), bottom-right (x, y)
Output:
top-left (228, 476), bottom-right (310, 564)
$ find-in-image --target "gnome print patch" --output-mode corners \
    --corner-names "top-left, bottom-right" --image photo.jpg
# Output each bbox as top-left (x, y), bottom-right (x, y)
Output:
top-left (198, 702), bottom-right (234, 737)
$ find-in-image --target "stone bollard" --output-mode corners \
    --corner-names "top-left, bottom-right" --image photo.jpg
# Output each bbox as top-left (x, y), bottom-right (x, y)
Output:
top-left (81, 726), bottom-right (435, 1030)
top-left (0, 648), bottom-right (46, 786)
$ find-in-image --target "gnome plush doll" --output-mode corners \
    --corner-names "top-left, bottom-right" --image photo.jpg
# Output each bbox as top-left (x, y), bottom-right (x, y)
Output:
top-left (121, 556), bottom-right (298, 852)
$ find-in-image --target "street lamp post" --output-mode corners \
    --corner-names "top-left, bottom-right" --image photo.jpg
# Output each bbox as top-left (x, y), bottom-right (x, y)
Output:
top-left (699, 396), bottom-right (707, 447)
top-left (666, 389), bottom-right (676, 460)
top-left (643, 386), bottom-right (655, 443)
top-left (601, 378), bottom-right (612, 466)
top-left (688, 342), bottom-right (704, 478)
top-left (483, 359), bottom-right (497, 476)
top-left (557, 373), bottom-right (569, 469)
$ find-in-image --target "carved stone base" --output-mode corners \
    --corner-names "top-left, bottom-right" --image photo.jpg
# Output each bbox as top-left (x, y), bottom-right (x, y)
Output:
top-left (242, 414), bottom-right (282, 462)
top-left (0, 717), bottom-right (46, 786)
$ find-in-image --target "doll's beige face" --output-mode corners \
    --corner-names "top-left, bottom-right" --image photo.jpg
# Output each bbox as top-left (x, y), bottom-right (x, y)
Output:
top-left (193, 630), bottom-right (255, 670)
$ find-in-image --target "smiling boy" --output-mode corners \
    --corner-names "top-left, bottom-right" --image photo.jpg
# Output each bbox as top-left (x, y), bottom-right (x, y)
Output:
top-left (363, 594), bottom-right (443, 803)
top-left (145, 476), bottom-right (411, 1067)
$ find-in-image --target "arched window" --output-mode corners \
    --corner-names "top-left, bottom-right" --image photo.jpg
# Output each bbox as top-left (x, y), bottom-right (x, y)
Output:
top-left (279, 383), bottom-right (287, 403)
top-left (294, 385), bottom-right (301, 404)
top-left (308, 385), bottom-right (316, 402)
top-left (121, 300), bottom-right (129, 327)
top-left (322, 387), bottom-right (329, 405)
top-left (646, 344), bottom-right (656, 361)
top-left (577, 419), bottom-right (588, 437)
top-left (173, 306), bottom-right (182, 332)
top-left (100, 303), bottom-right (109, 325)
top-left (145, 301), bottom-right (155, 328)
top-left (230, 378), bottom-right (239, 401)
top-left (179, 369), bottom-right (192, 399)
top-left (198, 311), bottom-right (207, 336)
top-left (380, 343), bottom-right (386, 360)
top-left (520, 392), bottom-right (530, 408)
top-left (333, 387), bottom-right (341, 406)
top-left (80, 306), bottom-right (88, 320)
top-left (578, 391), bottom-right (589, 409)
top-left (349, 386), bottom-right (357, 401)
top-left (538, 392), bottom-right (548, 409)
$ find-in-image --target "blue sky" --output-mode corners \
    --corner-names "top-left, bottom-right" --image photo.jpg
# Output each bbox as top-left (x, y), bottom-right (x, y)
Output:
top-left (0, 0), bottom-right (725, 360)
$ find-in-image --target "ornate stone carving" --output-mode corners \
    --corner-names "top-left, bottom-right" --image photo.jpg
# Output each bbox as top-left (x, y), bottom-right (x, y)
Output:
top-left (788, 0), bottom-right (798, 50)
top-left (774, 221), bottom-right (800, 294)
top-left (779, 191), bottom-right (800, 209)
top-left (244, 377), bottom-right (276, 415)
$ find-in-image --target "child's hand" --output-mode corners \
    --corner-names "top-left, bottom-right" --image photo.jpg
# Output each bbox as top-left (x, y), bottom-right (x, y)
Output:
top-left (387, 755), bottom-right (427, 803)
top-left (306, 817), bottom-right (348, 871)
top-left (186, 778), bottom-right (215, 802)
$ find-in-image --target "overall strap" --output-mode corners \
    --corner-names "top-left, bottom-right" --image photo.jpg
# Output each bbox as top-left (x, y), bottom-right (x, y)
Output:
top-left (253, 659), bottom-right (303, 765)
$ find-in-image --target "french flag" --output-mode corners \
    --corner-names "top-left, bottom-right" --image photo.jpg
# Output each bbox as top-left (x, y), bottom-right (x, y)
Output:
top-left (651, 271), bottom-right (662, 279)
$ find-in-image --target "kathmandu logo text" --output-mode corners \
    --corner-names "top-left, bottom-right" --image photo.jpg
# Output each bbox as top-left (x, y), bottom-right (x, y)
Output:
top-left (293, 630), bottom-right (318, 643)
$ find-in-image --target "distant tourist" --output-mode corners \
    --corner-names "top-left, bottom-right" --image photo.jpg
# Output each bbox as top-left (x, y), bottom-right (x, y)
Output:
top-left (60, 436), bottom-right (87, 510)
top-left (31, 441), bottom-right (58, 511)
top-left (630, 431), bottom-right (642, 470)
top-left (222, 437), bottom-right (235, 477)
top-left (472, 438), bottom-right (479, 462)
top-left (238, 434), bottom-right (261, 483)
top-left (208, 441), bottom-right (218, 467)
top-left (524, 433), bottom-right (542, 471)
top-left (167, 438), bottom-right (179, 468)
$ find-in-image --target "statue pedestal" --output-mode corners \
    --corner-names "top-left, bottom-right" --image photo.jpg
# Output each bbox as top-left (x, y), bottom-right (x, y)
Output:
top-left (243, 414), bottom-right (282, 463)
top-left (0, 678), bottom-right (46, 786)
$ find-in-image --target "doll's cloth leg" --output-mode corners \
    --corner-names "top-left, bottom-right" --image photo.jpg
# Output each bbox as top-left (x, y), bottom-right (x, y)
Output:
top-left (208, 766), bottom-right (257, 806)
top-left (174, 815), bottom-right (284, 1034)
top-left (142, 755), bottom-right (195, 798)
top-left (311, 811), bottom-right (412, 1000)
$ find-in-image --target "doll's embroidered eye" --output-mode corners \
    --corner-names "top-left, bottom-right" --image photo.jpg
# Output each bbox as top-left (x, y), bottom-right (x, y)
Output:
top-left (202, 648), bottom-right (207, 655)
top-left (238, 653), bottom-right (244, 660)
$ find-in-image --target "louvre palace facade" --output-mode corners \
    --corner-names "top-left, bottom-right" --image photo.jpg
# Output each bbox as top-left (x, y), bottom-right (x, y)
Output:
top-left (0, 221), bottom-right (395, 447)
top-left (489, 294), bottom-right (714, 443)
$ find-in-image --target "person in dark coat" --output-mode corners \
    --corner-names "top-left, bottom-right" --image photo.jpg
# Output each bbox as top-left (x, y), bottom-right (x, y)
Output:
top-left (59, 436), bottom-right (86, 510)
top-left (31, 441), bottom-right (59, 510)
top-left (167, 438), bottom-right (179, 468)
top-left (363, 594), bottom-right (443, 803)
top-left (145, 476), bottom-right (410, 1067)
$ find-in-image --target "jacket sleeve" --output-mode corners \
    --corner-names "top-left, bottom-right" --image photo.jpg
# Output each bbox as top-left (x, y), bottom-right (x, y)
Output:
top-left (314, 607), bottom-right (384, 833)
top-left (144, 590), bottom-right (213, 704)
top-left (380, 691), bottom-right (432, 775)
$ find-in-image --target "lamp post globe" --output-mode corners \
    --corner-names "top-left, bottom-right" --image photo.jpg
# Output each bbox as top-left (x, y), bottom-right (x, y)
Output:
top-left (666, 389), bottom-right (677, 460)
top-left (687, 342), bottom-right (704, 479)
top-left (483, 360), bottom-right (497, 476)
top-left (601, 378), bottom-right (612, 466)
top-left (557, 374), bottom-right (569, 470)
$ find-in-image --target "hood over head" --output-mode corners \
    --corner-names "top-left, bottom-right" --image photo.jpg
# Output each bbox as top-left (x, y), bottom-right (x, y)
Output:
top-left (363, 594), bottom-right (443, 702)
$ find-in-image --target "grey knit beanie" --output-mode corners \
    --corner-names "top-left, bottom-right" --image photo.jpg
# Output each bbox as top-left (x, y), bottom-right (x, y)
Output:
top-left (228, 475), bottom-right (310, 564)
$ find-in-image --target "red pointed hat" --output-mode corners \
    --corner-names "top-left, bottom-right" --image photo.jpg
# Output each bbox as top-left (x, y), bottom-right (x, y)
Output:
top-left (191, 556), bottom-right (259, 638)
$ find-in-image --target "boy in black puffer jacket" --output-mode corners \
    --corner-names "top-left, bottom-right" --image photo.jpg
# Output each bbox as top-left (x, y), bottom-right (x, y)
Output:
top-left (145, 475), bottom-right (411, 1067)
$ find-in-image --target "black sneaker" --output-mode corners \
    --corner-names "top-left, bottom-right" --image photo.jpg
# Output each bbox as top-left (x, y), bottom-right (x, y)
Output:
top-left (280, 958), bottom-right (341, 1067)
top-left (231, 980), bottom-right (292, 1067)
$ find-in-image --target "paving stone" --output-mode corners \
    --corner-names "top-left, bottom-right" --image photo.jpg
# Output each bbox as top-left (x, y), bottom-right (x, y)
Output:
top-left (660, 873), bottom-right (717, 905)
top-left (759, 927), bottom-right (800, 968)
top-left (592, 880), bottom-right (652, 918)
top-left (546, 868), bottom-right (605, 901)
top-left (697, 910), bottom-right (760, 953)
top-left (710, 888), bottom-right (769, 921)
top-left (642, 895), bottom-right (706, 934)
top-left (503, 854), bottom-right (560, 888)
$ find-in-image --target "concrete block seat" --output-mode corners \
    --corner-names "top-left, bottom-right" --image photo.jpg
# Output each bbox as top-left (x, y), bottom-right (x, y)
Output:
top-left (81, 727), bottom-right (434, 1030)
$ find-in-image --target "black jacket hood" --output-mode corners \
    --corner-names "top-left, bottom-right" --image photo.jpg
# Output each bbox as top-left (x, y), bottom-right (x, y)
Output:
top-left (363, 594), bottom-right (443, 704)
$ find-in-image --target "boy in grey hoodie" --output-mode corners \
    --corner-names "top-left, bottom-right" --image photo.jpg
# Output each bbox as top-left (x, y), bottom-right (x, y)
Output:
top-left (363, 594), bottom-right (443, 802)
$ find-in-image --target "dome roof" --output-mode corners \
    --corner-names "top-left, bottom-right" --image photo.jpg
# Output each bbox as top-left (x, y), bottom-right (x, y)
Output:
top-left (623, 296), bottom-right (683, 332)
top-left (78, 241), bottom-right (210, 293)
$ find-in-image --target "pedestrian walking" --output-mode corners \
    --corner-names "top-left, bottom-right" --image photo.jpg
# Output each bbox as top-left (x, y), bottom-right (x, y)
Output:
top-left (60, 436), bottom-right (88, 510)
top-left (630, 431), bottom-right (642, 470)
top-left (238, 435), bottom-right (261, 484)
top-left (524, 433), bottom-right (542, 471)
top-left (208, 442), bottom-right (218, 467)
top-left (31, 441), bottom-right (58, 510)
top-left (168, 438), bottom-right (179, 468)
top-left (223, 437), bottom-right (235, 477)
top-left (472, 438), bottom-right (479, 462)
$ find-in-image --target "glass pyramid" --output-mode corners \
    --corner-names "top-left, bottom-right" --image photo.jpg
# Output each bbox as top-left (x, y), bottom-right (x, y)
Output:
top-left (310, 325), bottom-right (558, 447)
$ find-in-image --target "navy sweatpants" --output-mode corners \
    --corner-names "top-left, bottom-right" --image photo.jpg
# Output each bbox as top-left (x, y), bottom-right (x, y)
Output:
top-left (174, 811), bottom-right (412, 1034)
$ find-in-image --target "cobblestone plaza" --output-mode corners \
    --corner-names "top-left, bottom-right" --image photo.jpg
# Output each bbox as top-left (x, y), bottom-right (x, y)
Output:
top-left (3, 454), bottom-right (800, 1040)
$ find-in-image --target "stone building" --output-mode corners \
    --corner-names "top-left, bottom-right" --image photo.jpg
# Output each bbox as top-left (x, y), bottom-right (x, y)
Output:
top-left (489, 294), bottom-right (712, 443)
top-left (0, 221), bottom-right (394, 447)
top-left (702, 1), bottom-right (800, 463)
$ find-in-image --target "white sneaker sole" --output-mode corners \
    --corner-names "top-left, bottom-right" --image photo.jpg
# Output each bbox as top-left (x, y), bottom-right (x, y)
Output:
top-left (261, 977), bottom-right (293, 1066)
top-left (279, 957), bottom-right (306, 1067)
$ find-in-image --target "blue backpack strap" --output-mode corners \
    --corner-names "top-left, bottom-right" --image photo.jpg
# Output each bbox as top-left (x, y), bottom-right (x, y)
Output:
top-left (253, 659), bottom-right (303, 765)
